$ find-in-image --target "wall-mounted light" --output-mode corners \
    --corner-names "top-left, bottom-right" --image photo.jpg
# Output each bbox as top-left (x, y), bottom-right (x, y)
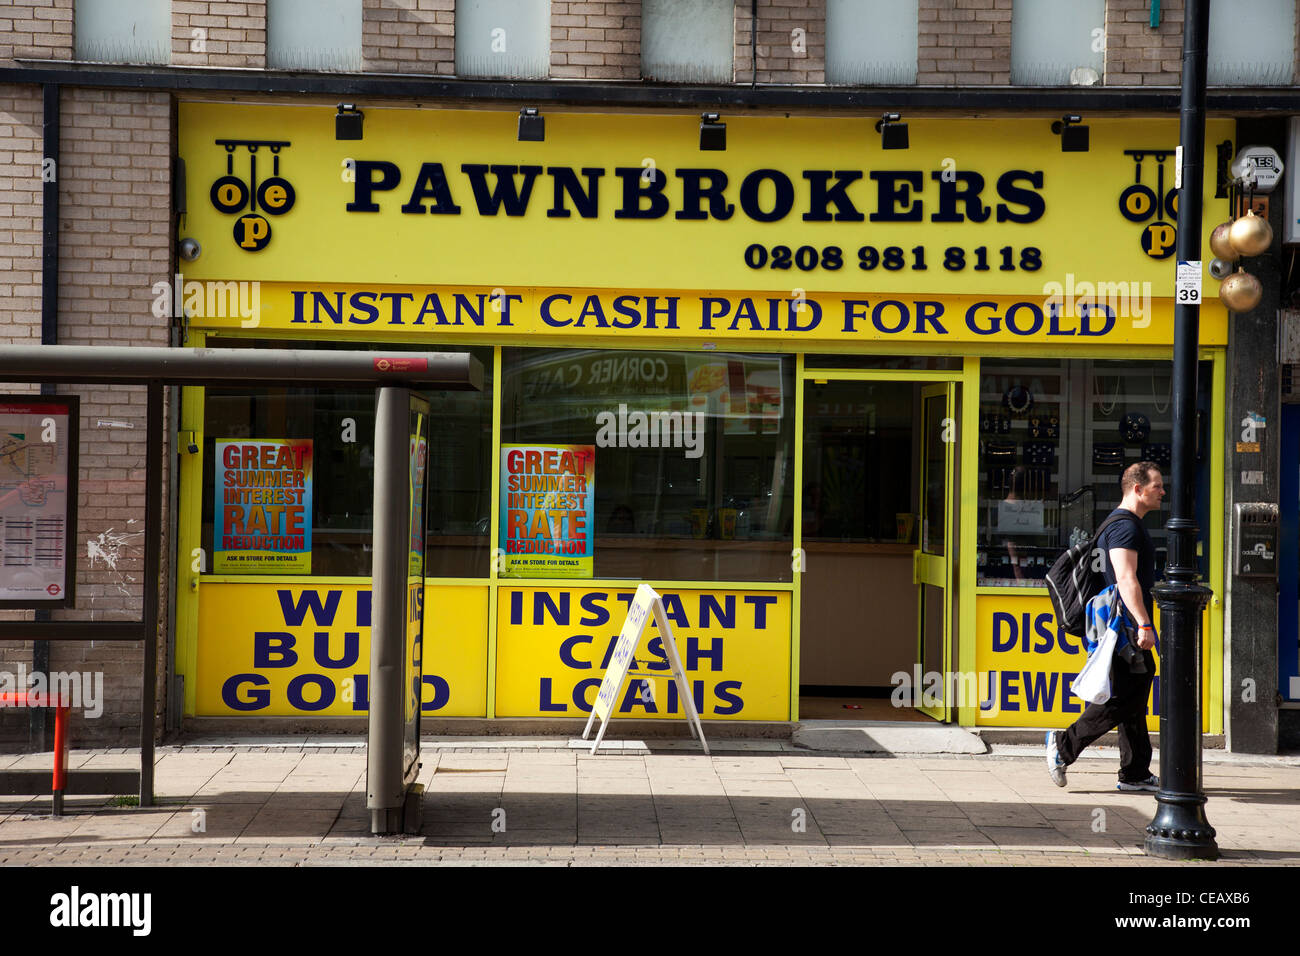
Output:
top-left (875, 112), bottom-right (908, 150)
top-left (699, 113), bottom-right (726, 151)
top-left (518, 107), bottom-right (545, 142)
top-left (1051, 114), bottom-right (1089, 152)
top-left (336, 103), bottom-right (364, 141)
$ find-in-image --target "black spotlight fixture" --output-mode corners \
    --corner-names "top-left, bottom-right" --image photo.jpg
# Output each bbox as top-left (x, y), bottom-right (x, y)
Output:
top-left (336, 103), bottom-right (364, 141)
top-left (699, 112), bottom-right (726, 151)
top-left (875, 112), bottom-right (909, 150)
top-left (518, 107), bottom-right (545, 142)
top-left (1052, 114), bottom-right (1089, 152)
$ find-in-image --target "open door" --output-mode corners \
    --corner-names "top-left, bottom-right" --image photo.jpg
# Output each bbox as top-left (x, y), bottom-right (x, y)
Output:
top-left (915, 383), bottom-right (955, 721)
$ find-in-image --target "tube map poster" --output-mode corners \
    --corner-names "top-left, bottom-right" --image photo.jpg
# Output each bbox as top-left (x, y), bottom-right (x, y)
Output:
top-left (215, 439), bottom-right (313, 573)
top-left (500, 444), bottom-right (595, 578)
top-left (0, 398), bottom-right (75, 605)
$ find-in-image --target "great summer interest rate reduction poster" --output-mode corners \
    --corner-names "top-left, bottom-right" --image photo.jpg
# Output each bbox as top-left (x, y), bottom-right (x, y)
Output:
top-left (500, 444), bottom-right (595, 577)
top-left (215, 439), bottom-right (313, 573)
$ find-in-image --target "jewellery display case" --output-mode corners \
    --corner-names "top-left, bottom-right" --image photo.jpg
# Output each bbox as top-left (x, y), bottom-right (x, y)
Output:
top-left (976, 359), bottom-right (1200, 587)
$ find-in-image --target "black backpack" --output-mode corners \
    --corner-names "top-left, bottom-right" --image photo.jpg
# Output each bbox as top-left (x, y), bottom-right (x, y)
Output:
top-left (1045, 510), bottom-right (1142, 637)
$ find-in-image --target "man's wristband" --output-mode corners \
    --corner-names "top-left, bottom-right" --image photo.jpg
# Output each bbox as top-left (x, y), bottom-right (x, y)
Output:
top-left (1139, 625), bottom-right (1154, 631)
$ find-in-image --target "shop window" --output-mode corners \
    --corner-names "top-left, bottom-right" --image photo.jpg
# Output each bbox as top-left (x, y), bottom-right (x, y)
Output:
top-left (455, 0), bottom-right (551, 80)
top-left (1208, 0), bottom-right (1296, 85)
top-left (74, 0), bottom-right (170, 64)
top-left (1010, 0), bottom-right (1105, 86)
top-left (200, 341), bottom-right (492, 578)
top-left (501, 347), bottom-right (796, 582)
top-left (641, 0), bottom-right (734, 84)
top-left (267, 0), bottom-right (363, 72)
top-left (977, 358), bottom-right (1212, 587)
top-left (825, 0), bottom-right (918, 85)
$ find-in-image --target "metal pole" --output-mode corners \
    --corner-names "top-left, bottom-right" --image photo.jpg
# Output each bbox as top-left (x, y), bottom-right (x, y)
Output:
top-left (0, 345), bottom-right (482, 391)
top-left (1145, 0), bottom-right (1217, 860)
top-left (367, 386), bottom-right (410, 834)
top-left (31, 82), bottom-right (61, 754)
top-left (139, 383), bottom-right (162, 807)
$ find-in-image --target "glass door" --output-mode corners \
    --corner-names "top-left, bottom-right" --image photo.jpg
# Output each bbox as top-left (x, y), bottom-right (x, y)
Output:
top-left (796, 367), bottom-right (961, 723)
top-left (916, 383), bottom-right (955, 721)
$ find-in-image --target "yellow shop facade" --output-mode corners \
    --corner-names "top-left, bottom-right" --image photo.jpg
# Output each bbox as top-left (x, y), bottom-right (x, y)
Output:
top-left (174, 100), bottom-right (1232, 733)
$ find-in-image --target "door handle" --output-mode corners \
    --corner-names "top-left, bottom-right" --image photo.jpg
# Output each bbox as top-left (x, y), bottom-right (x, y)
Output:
top-left (912, 550), bottom-right (921, 585)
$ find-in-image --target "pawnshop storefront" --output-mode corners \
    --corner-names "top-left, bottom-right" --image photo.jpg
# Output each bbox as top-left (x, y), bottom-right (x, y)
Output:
top-left (175, 101), bottom-right (1230, 733)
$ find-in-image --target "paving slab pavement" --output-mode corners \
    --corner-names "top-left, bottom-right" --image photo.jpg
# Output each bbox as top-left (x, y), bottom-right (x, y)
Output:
top-left (0, 737), bottom-right (1297, 866)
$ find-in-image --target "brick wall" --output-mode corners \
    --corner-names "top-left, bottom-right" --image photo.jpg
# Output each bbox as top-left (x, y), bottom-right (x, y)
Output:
top-left (0, 0), bottom-right (74, 64)
top-left (1104, 0), bottom-right (1182, 85)
top-left (0, 88), bottom-right (171, 749)
top-left (172, 0), bottom-right (267, 69)
top-left (52, 87), bottom-right (172, 746)
top-left (363, 0), bottom-right (454, 75)
top-left (0, 85), bottom-right (42, 746)
top-left (0, 87), bottom-right (43, 348)
top-left (736, 0), bottom-right (825, 85)
top-left (918, 0), bottom-right (1011, 86)
top-left (551, 1), bottom-right (639, 80)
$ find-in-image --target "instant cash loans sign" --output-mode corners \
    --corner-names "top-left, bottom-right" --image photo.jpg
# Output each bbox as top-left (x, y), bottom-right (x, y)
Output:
top-left (215, 439), bottom-right (313, 573)
top-left (495, 586), bottom-right (791, 720)
top-left (499, 444), bottom-right (595, 578)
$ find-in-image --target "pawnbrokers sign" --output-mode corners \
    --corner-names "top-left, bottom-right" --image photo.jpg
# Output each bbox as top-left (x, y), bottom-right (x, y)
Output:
top-left (178, 104), bottom-right (1234, 299)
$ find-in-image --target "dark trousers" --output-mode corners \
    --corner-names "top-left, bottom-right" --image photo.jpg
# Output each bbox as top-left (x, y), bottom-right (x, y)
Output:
top-left (1056, 647), bottom-right (1156, 783)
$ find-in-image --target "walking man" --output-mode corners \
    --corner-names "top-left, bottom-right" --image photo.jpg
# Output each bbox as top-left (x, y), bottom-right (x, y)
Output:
top-left (1047, 461), bottom-right (1164, 791)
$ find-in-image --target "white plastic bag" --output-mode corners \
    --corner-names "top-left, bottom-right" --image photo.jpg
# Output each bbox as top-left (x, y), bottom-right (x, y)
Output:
top-left (1071, 628), bottom-right (1117, 705)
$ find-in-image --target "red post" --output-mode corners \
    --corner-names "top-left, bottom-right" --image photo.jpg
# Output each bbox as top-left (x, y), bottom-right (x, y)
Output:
top-left (0, 692), bottom-right (68, 815)
top-left (51, 699), bottom-right (68, 816)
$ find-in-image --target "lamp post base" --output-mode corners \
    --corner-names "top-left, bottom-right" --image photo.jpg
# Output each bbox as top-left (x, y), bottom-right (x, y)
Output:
top-left (1148, 577), bottom-right (1217, 861)
top-left (1145, 793), bottom-right (1219, 860)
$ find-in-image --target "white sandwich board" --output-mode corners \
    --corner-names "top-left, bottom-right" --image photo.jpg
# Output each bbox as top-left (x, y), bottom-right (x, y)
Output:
top-left (580, 583), bottom-right (710, 755)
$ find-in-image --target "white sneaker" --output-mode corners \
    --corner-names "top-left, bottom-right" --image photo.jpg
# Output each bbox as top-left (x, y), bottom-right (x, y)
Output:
top-left (1045, 731), bottom-right (1067, 787)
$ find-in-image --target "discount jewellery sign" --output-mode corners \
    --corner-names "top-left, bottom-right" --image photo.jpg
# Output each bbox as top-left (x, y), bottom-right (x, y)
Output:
top-left (178, 103), bottom-right (1233, 342)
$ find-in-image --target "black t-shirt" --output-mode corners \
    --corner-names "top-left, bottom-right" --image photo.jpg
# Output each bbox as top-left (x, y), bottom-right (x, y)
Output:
top-left (1097, 508), bottom-right (1155, 622)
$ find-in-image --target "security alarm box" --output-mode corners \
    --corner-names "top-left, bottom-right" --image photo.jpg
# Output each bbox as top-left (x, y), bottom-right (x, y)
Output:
top-left (1234, 503), bottom-right (1278, 577)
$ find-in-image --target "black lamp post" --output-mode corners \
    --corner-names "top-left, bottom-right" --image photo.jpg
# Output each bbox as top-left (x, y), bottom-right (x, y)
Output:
top-left (1145, 0), bottom-right (1218, 861)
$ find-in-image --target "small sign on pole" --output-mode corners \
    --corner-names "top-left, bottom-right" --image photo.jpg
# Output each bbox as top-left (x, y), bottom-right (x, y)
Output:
top-left (1175, 260), bottom-right (1202, 305)
top-left (581, 583), bottom-right (710, 755)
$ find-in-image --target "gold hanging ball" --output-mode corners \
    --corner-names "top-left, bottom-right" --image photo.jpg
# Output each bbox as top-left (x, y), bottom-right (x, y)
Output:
top-left (1218, 268), bottom-right (1263, 312)
top-left (1209, 222), bottom-right (1239, 261)
top-left (1228, 210), bottom-right (1273, 257)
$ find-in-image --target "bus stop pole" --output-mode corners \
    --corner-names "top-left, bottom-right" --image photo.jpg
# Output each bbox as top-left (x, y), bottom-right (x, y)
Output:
top-left (367, 385), bottom-right (411, 834)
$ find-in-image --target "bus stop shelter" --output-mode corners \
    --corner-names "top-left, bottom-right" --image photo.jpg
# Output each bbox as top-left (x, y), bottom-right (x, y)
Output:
top-left (0, 344), bottom-right (482, 832)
